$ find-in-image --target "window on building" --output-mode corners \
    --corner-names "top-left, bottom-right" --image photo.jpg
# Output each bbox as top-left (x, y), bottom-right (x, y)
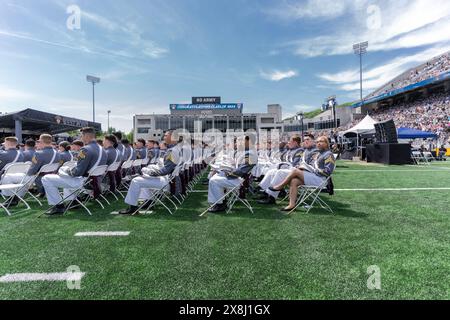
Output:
top-left (137, 119), bottom-right (151, 125)
top-left (261, 118), bottom-right (275, 124)
top-left (155, 118), bottom-right (169, 131)
top-left (137, 128), bottom-right (151, 134)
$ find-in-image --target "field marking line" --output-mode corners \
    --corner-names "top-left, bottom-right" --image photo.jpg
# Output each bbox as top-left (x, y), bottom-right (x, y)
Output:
top-left (110, 211), bottom-right (154, 215)
top-left (0, 272), bottom-right (85, 283)
top-left (74, 231), bottom-right (130, 237)
top-left (338, 169), bottom-right (450, 172)
top-left (336, 188), bottom-right (450, 191)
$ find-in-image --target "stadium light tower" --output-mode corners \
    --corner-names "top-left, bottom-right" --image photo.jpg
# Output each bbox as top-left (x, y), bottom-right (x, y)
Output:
top-left (296, 111), bottom-right (304, 139)
top-left (107, 110), bottom-right (111, 133)
top-left (86, 75), bottom-right (101, 123)
top-left (353, 41), bottom-right (368, 106)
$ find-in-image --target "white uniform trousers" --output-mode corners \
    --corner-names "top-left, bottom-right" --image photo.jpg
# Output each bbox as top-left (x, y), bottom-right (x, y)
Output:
top-left (259, 168), bottom-right (292, 198)
top-left (124, 176), bottom-right (169, 206)
top-left (42, 174), bottom-right (86, 205)
top-left (207, 172), bottom-right (242, 204)
top-left (1, 173), bottom-right (31, 197)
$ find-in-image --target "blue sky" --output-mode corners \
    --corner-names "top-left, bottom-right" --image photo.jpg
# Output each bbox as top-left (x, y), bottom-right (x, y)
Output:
top-left (1, 0), bottom-right (450, 132)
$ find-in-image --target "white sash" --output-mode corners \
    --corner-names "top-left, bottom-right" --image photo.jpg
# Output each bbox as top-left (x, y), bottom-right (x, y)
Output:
top-left (12, 150), bottom-right (21, 163)
top-left (113, 148), bottom-right (120, 163)
top-left (50, 149), bottom-right (57, 164)
top-left (127, 146), bottom-right (133, 161)
top-left (90, 144), bottom-right (103, 172)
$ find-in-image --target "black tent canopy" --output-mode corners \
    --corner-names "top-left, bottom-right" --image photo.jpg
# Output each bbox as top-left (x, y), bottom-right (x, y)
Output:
top-left (0, 108), bottom-right (102, 141)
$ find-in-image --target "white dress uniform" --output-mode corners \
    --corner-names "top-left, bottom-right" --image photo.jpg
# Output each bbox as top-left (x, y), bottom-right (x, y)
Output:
top-left (207, 149), bottom-right (257, 204)
top-left (259, 147), bottom-right (314, 199)
top-left (2, 147), bottom-right (59, 198)
top-left (124, 144), bottom-right (180, 206)
top-left (42, 141), bottom-right (106, 206)
top-left (0, 148), bottom-right (27, 197)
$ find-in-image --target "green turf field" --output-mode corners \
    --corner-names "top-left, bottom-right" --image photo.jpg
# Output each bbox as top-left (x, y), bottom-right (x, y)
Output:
top-left (1, 161), bottom-right (449, 300)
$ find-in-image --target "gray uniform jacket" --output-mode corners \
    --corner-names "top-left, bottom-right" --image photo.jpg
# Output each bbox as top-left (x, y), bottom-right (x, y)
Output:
top-left (150, 144), bottom-right (180, 177)
top-left (23, 149), bottom-right (36, 162)
top-left (28, 147), bottom-right (60, 176)
top-left (105, 147), bottom-right (119, 166)
top-left (69, 141), bottom-right (107, 177)
top-left (0, 149), bottom-right (24, 171)
top-left (59, 150), bottom-right (73, 164)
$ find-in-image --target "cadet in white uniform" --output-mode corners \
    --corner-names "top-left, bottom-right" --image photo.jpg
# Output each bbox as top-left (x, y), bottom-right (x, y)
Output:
top-left (269, 136), bottom-right (335, 212)
top-left (207, 136), bottom-right (258, 213)
top-left (42, 127), bottom-right (107, 215)
top-left (119, 130), bottom-right (181, 215)
top-left (0, 137), bottom-right (25, 206)
top-left (258, 135), bottom-right (316, 205)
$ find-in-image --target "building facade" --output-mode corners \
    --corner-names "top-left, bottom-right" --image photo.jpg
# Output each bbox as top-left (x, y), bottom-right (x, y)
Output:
top-left (133, 101), bottom-right (284, 142)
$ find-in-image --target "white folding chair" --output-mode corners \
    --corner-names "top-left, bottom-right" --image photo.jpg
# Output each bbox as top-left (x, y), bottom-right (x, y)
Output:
top-left (40, 165), bottom-right (109, 217)
top-left (0, 163), bottom-right (32, 216)
top-left (287, 176), bottom-right (334, 215)
top-left (77, 165), bottom-right (110, 211)
top-left (26, 162), bottom-right (62, 207)
top-left (131, 165), bottom-right (183, 216)
top-left (423, 151), bottom-right (435, 163)
top-left (117, 160), bottom-right (135, 196)
top-left (200, 173), bottom-right (254, 217)
top-left (103, 161), bottom-right (122, 201)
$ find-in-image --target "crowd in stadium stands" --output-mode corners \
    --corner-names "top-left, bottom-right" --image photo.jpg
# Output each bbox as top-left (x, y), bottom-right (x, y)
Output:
top-left (306, 92), bottom-right (450, 148)
top-left (367, 52), bottom-right (450, 99)
top-left (369, 92), bottom-right (450, 145)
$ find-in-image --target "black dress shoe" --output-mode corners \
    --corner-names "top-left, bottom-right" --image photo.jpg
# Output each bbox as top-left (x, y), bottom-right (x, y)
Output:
top-left (46, 204), bottom-right (66, 216)
top-left (257, 196), bottom-right (276, 205)
top-left (119, 206), bottom-right (138, 215)
top-left (280, 207), bottom-right (295, 212)
top-left (208, 203), bottom-right (227, 213)
top-left (269, 187), bottom-right (283, 192)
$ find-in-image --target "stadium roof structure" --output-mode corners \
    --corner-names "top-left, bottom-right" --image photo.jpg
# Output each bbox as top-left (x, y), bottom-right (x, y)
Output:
top-left (0, 108), bottom-right (102, 140)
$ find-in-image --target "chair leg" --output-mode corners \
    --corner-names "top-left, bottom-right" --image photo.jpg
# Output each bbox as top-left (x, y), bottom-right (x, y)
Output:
top-left (27, 192), bottom-right (43, 206)
top-left (0, 202), bottom-right (12, 216)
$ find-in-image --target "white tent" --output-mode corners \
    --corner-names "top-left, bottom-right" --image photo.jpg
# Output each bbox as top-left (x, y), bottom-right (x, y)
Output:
top-left (341, 115), bottom-right (379, 159)
top-left (343, 115), bottom-right (378, 136)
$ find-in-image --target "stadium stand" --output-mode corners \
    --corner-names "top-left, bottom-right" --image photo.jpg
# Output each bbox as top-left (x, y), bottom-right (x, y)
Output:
top-left (366, 51), bottom-right (450, 99)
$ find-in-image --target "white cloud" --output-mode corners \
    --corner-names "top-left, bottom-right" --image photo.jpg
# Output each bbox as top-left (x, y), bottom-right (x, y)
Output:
top-left (272, 0), bottom-right (450, 57)
top-left (317, 45), bottom-right (450, 92)
top-left (0, 85), bottom-right (36, 100)
top-left (265, 0), bottom-right (366, 20)
top-left (260, 70), bottom-right (298, 81)
top-left (82, 11), bottom-right (118, 31)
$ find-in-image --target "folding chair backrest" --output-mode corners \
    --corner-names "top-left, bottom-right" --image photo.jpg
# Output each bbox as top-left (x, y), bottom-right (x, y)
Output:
top-left (39, 162), bottom-right (61, 174)
top-left (171, 165), bottom-right (182, 179)
top-left (63, 161), bottom-right (78, 169)
top-left (121, 160), bottom-right (133, 170)
top-left (133, 159), bottom-right (143, 167)
top-left (107, 162), bottom-right (121, 172)
top-left (88, 165), bottom-right (108, 177)
top-left (3, 162), bottom-right (31, 175)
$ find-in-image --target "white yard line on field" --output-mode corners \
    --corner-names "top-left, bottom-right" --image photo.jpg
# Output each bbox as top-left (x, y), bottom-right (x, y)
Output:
top-left (0, 272), bottom-right (85, 283)
top-left (74, 232), bottom-right (130, 237)
top-left (336, 188), bottom-right (450, 191)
